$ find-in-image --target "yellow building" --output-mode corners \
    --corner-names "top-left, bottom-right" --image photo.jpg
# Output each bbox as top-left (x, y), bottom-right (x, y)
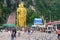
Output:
top-left (16, 2), bottom-right (27, 27)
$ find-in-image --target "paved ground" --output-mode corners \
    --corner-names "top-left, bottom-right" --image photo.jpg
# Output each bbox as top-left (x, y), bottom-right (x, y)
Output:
top-left (0, 31), bottom-right (58, 40)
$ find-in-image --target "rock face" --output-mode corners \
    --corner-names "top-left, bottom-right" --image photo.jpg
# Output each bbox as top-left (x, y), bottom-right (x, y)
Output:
top-left (7, 12), bottom-right (16, 24)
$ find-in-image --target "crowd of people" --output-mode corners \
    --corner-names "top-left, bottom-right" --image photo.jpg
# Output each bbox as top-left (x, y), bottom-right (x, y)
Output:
top-left (0, 27), bottom-right (60, 40)
top-left (0, 27), bottom-right (34, 40)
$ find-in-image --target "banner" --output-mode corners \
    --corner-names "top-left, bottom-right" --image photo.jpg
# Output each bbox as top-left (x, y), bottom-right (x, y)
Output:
top-left (34, 18), bottom-right (42, 25)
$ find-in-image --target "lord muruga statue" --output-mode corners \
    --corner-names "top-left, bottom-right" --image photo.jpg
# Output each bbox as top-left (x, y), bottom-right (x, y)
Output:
top-left (16, 2), bottom-right (27, 27)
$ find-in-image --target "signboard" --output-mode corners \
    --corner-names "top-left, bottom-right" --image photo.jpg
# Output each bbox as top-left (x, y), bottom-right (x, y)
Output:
top-left (34, 18), bottom-right (42, 25)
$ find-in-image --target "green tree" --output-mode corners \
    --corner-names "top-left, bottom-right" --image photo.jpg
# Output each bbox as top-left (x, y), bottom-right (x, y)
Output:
top-left (0, 0), bottom-right (11, 25)
top-left (27, 8), bottom-right (40, 26)
top-left (35, 0), bottom-right (60, 22)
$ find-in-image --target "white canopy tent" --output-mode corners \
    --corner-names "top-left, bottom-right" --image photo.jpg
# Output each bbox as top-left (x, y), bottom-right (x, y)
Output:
top-left (31, 25), bottom-right (45, 28)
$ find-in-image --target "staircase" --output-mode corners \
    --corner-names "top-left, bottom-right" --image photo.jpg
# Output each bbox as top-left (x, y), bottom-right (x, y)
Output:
top-left (7, 12), bottom-right (16, 24)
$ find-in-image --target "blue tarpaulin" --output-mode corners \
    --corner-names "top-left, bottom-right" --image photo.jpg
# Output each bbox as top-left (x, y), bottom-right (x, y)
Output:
top-left (34, 18), bottom-right (42, 25)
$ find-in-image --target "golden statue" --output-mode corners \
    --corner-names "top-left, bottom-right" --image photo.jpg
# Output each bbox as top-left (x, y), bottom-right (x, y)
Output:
top-left (16, 2), bottom-right (27, 27)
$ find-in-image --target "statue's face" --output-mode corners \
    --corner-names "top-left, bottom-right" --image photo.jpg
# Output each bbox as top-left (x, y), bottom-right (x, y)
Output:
top-left (19, 2), bottom-right (24, 8)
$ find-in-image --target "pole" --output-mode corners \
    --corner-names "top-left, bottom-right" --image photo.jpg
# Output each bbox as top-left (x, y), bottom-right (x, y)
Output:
top-left (50, 13), bottom-right (51, 22)
top-left (49, 10), bottom-right (51, 22)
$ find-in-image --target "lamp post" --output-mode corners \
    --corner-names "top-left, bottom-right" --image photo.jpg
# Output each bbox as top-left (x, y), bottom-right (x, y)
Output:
top-left (49, 10), bottom-right (51, 22)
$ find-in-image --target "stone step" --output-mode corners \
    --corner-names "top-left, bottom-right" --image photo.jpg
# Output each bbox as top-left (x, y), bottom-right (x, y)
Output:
top-left (7, 12), bottom-right (16, 24)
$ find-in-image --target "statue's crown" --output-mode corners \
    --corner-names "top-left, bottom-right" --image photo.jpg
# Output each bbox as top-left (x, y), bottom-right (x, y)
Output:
top-left (19, 2), bottom-right (24, 8)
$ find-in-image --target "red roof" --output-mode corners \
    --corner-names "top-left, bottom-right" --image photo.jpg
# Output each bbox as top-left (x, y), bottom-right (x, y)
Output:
top-left (55, 20), bottom-right (60, 23)
top-left (46, 20), bottom-right (60, 27)
top-left (46, 22), bottom-right (55, 25)
top-left (46, 22), bottom-right (55, 27)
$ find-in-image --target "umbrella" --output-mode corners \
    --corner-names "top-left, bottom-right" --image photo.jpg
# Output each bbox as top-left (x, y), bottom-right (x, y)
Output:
top-left (2, 24), bottom-right (16, 28)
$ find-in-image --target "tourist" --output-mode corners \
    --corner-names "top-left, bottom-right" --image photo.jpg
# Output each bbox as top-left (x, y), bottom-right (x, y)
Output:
top-left (17, 30), bottom-right (20, 37)
top-left (57, 28), bottom-right (60, 39)
top-left (11, 30), bottom-right (15, 40)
